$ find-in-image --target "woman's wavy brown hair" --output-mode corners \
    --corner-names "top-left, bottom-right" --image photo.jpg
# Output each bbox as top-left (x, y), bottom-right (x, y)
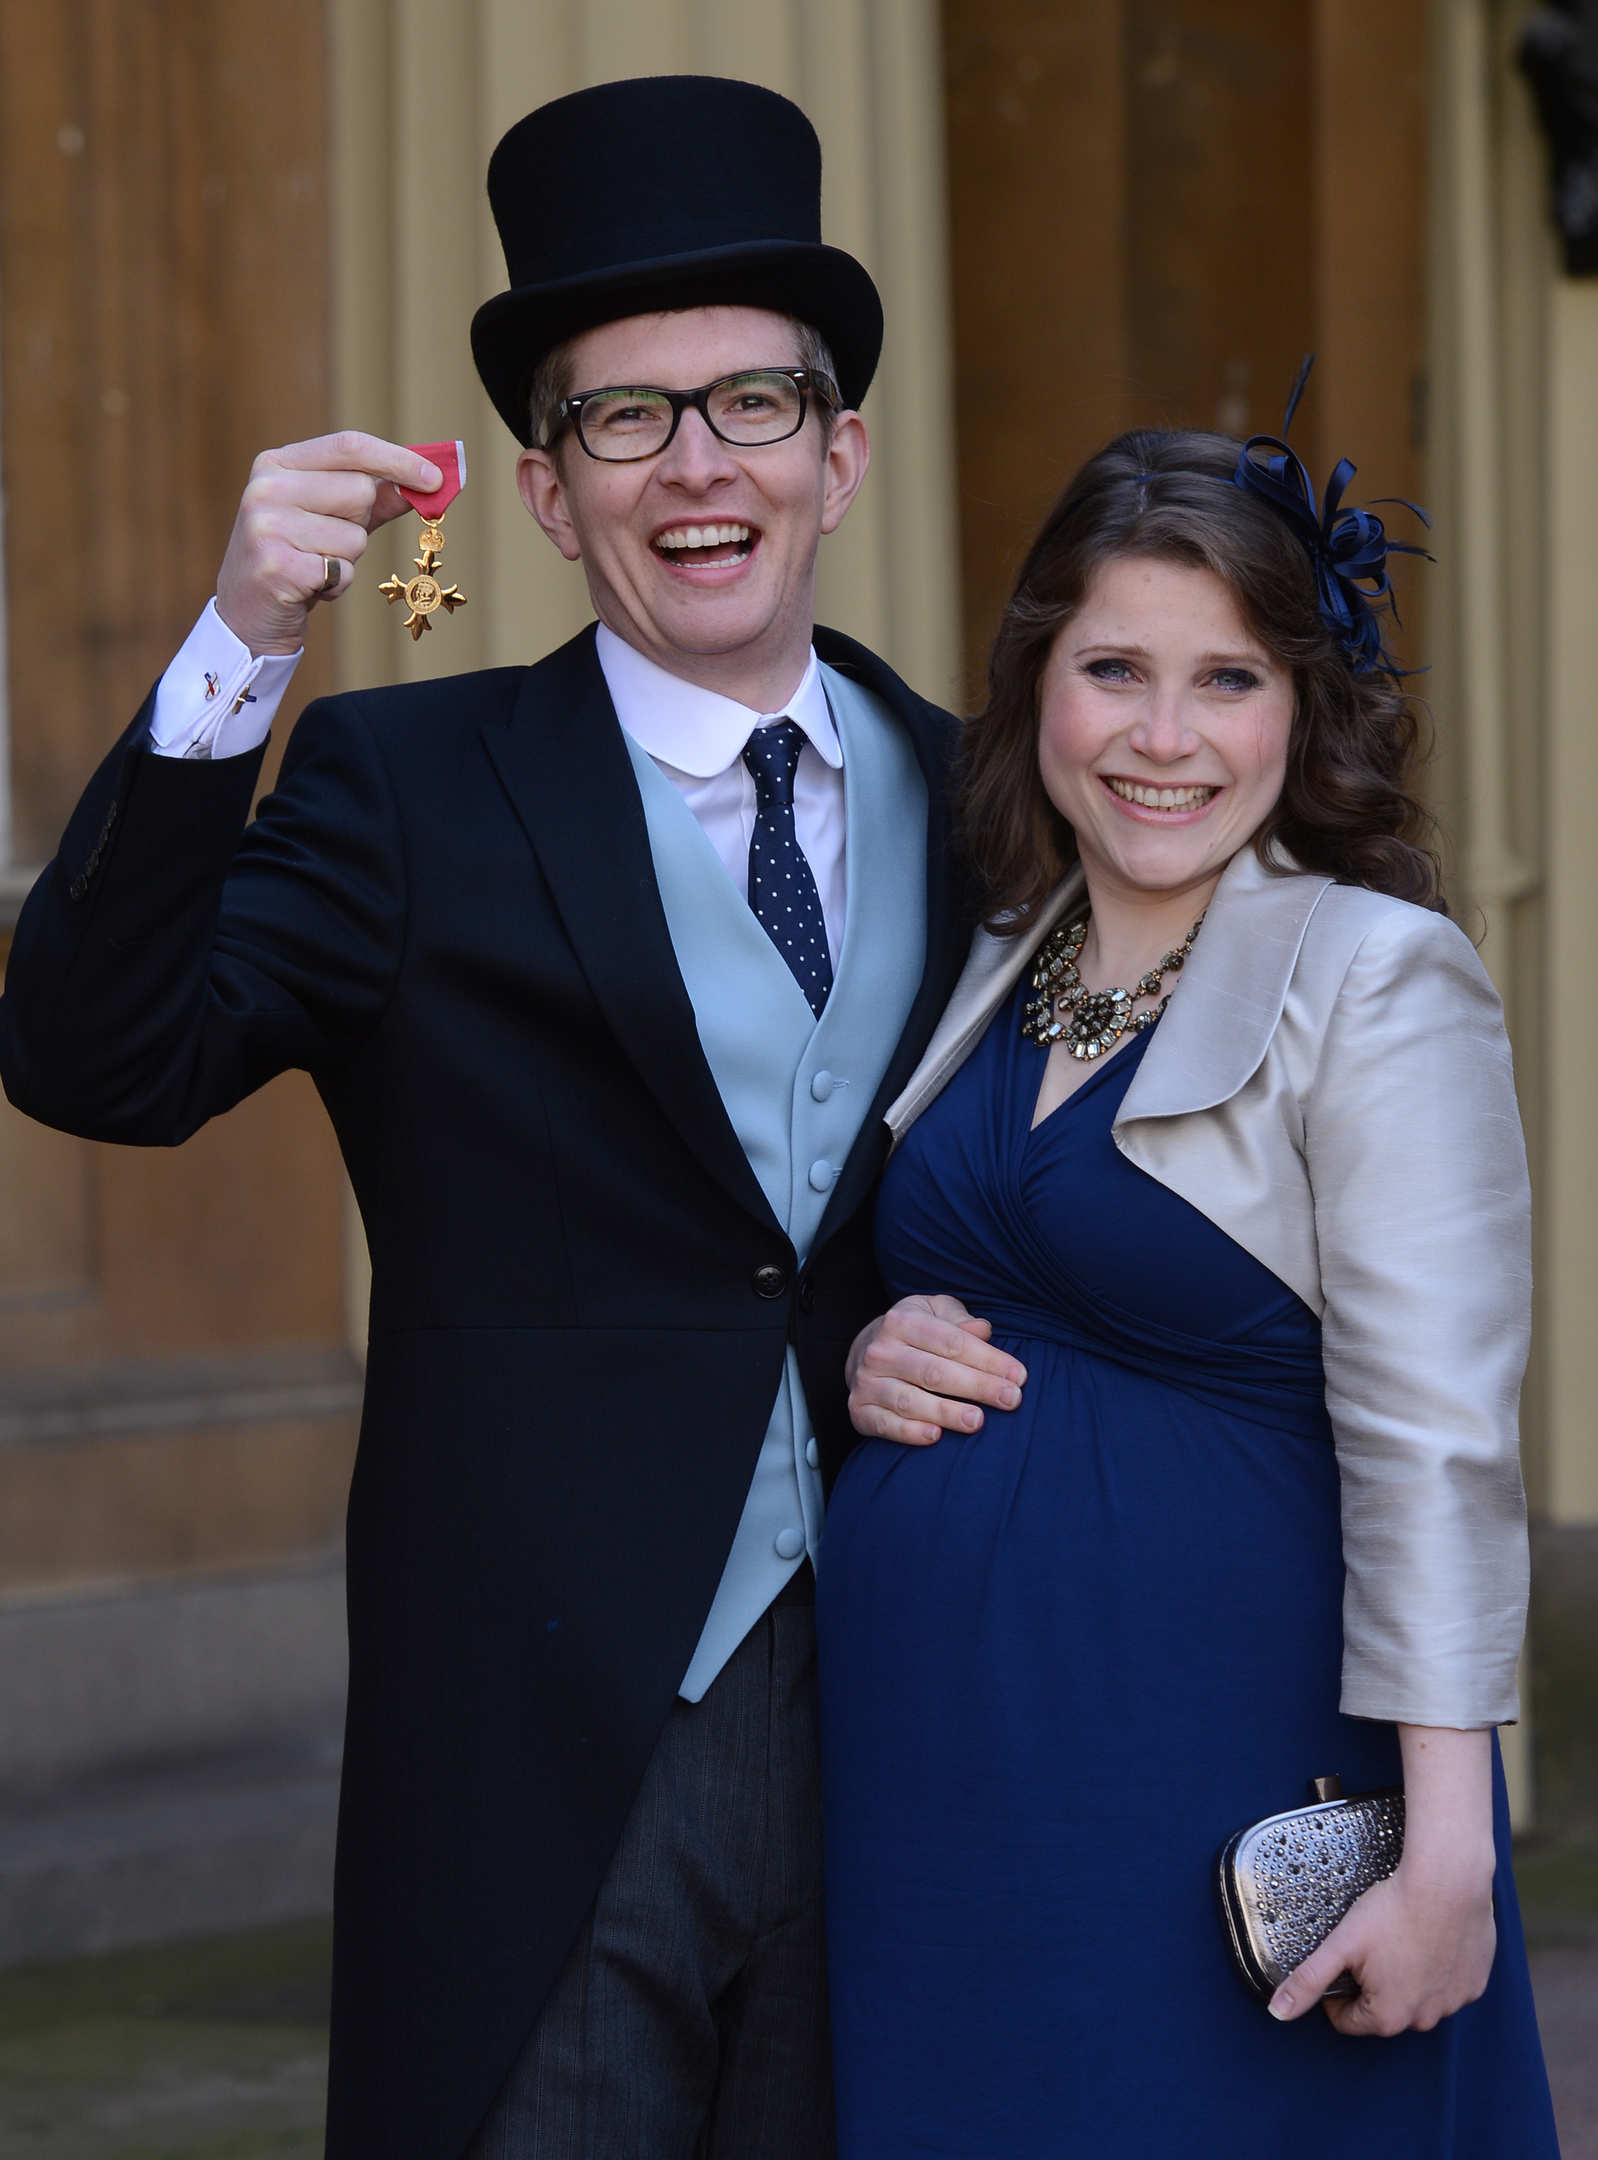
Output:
top-left (959, 427), bottom-right (1443, 931)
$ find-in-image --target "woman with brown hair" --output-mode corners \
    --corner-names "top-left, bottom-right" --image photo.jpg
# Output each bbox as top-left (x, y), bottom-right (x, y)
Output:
top-left (817, 422), bottom-right (1559, 2155)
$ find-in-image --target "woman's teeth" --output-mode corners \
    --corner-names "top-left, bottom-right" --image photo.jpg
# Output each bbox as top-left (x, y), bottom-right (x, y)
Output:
top-left (1105, 777), bottom-right (1219, 811)
top-left (656, 523), bottom-right (753, 560)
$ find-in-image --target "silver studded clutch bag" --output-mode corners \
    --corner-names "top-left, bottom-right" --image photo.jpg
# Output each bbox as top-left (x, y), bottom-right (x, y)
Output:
top-left (1217, 1776), bottom-right (1405, 2001)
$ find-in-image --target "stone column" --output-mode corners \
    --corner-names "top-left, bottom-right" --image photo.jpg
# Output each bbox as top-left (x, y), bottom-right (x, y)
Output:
top-left (1426, 0), bottom-right (1598, 1832)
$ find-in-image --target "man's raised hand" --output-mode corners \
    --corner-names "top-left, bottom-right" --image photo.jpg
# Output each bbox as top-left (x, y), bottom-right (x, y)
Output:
top-left (846, 1294), bottom-right (1027, 1447)
top-left (215, 434), bottom-right (442, 656)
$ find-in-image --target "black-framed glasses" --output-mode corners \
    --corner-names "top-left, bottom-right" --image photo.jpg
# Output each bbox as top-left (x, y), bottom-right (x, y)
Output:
top-left (545, 367), bottom-right (838, 462)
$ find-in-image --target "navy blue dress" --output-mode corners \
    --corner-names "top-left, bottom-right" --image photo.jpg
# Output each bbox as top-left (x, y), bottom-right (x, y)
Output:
top-left (817, 985), bottom-right (1558, 2159)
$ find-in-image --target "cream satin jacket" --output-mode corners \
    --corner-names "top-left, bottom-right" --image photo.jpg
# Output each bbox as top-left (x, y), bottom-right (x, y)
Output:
top-left (885, 845), bottom-right (1531, 1731)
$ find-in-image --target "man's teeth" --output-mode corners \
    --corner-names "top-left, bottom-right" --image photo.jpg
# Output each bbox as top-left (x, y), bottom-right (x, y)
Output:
top-left (657, 523), bottom-right (752, 550)
top-left (1105, 778), bottom-right (1219, 810)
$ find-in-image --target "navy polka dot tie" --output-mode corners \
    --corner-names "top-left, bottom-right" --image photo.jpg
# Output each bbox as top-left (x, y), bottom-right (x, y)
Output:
top-left (742, 719), bottom-right (833, 1018)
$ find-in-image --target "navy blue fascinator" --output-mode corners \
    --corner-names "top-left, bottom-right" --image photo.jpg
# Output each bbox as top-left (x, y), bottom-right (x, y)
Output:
top-left (1226, 354), bottom-right (1431, 675)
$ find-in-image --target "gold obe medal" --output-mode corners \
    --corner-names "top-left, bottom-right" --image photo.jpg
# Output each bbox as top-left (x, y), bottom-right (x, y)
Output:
top-left (380, 439), bottom-right (468, 639)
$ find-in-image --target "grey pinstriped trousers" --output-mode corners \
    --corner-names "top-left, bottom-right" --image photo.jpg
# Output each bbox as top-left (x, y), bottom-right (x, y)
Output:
top-left (467, 1598), bottom-right (835, 2160)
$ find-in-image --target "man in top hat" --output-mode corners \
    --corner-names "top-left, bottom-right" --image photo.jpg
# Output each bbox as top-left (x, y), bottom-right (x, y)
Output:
top-left (0, 72), bottom-right (991, 2160)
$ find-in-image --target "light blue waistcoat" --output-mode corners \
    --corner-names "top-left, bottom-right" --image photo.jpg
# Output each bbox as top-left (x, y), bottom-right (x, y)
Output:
top-left (620, 664), bottom-right (929, 1699)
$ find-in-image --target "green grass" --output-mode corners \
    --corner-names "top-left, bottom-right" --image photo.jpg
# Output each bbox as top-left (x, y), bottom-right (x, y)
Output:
top-left (0, 1922), bottom-right (330, 2160)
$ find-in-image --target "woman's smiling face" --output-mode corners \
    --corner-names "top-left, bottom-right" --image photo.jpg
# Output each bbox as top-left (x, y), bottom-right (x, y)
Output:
top-left (1037, 554), bottom-right (1295, 905)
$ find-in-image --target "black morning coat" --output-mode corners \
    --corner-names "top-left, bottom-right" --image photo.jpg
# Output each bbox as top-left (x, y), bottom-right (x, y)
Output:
top-left (0, 621), bottom-right (971, 2159)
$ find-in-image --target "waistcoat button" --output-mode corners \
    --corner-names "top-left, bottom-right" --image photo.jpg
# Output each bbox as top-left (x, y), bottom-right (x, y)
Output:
top-left (774, 1526), bottom-right (806, 1561)
top-left (752, 1264), bottom-right (787, 1300)
top-left (810, 1070), bottom-right (834, 1102)
top-left (808, 1158), bottom-right (836, 1194)
top-left (805, 1437), bottom-right (820, 1470)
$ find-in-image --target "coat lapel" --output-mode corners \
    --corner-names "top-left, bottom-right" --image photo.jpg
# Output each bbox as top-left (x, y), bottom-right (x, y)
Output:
top-left (807, 628), bottom-right (972, 1250)
top-left (481, 626), bottom-right (781, 1238)
top-left (1117, 846), bottom-right (1333, 1125)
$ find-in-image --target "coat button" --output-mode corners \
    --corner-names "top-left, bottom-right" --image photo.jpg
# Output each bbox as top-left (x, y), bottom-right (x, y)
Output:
top-left (774, 1526), bottom-right (806, 1561)
top-left (85, 850), bottom-right (99, 873)
top-left (805, 1437), bottom-right (820, 1471)
top-left (810, 1070), bottom-right (834, 1102)
top-left (69, 876), bottom-right (87, 901)
top-left (808, 1159), bottom-right (836, 1194)
top-left (105, 800), bottom-right (117, 824)
top-left (95, 826), bottom-right (110, 850)
top-left (798, 1280), bottom-right (816, 1314)
top-left (752, 1264), bottom-right (787, 1300)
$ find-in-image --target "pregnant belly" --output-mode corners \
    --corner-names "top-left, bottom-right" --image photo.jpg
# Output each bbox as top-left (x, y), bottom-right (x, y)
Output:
top-left (818, 1334), bottom-right (1361, 1809)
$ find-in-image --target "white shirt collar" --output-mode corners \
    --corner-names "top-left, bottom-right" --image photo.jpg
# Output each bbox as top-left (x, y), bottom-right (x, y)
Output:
top-left (595, 621), bottom-right (842, 779)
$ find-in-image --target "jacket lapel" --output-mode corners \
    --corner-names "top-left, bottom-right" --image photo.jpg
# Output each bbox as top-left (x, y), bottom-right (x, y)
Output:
top-left (807, 629), bottom-right (973, 1249)
top-left (482, 626), bottom-right (781, 1238)
top-left (1117, 846), bottom-right (1333, 1124)
top-left (883, 847), bottom-right (1337, 1148)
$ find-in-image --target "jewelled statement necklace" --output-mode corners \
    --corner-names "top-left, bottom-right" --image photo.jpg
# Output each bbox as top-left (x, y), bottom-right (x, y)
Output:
top-left (1021, 910), bottom-right (1206, 1059)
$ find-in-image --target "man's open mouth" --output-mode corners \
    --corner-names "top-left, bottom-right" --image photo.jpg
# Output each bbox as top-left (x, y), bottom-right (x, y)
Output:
top-left (654, 522), bottom-right (755, 568)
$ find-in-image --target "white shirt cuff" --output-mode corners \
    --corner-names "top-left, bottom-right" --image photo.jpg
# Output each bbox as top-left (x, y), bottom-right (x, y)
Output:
top-left (147, 598), bottom-right (303, 760)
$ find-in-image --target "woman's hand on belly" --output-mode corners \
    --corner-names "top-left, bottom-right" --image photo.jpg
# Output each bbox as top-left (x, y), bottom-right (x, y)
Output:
top-left (1268, 1726), bottom-right (1497, 2036)
top-left (846, 1294), bottom-right (1027, 1447)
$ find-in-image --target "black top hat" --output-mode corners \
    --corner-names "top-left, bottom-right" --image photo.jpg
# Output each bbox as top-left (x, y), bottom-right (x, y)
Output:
top-left (470, 76), bottom-right (885, 446)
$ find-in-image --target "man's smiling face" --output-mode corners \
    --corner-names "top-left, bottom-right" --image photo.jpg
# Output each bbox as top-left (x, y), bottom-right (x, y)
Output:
top-left (517, 305), bottom-right (869, 704)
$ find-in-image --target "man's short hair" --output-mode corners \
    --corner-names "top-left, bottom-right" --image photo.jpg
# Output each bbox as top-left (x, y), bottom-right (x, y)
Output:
top-left (527, 315), bottom-right (841, 452)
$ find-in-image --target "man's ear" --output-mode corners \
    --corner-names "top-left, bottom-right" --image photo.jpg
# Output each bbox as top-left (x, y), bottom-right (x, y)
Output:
top-left (820, 411), bottom-right (870, 537)
top-left (518, 446), bottom-right (584, 562)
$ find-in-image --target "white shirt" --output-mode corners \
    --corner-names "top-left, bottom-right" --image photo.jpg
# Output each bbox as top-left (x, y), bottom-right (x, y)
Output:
top-left (148, 599), bottom-right (304, 761)
top-left (594, 623), bottom-right (846, 965)
top-left (148, 606), bottom-right (848, 962)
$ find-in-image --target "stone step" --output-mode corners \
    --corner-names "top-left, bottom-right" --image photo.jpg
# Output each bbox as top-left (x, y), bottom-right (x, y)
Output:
top-left (0, 1744), bottom-right (340, 1965)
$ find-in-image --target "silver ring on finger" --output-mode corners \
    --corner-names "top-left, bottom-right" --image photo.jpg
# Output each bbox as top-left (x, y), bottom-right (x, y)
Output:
top-left (314, 556), bottom-right (344, 597)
